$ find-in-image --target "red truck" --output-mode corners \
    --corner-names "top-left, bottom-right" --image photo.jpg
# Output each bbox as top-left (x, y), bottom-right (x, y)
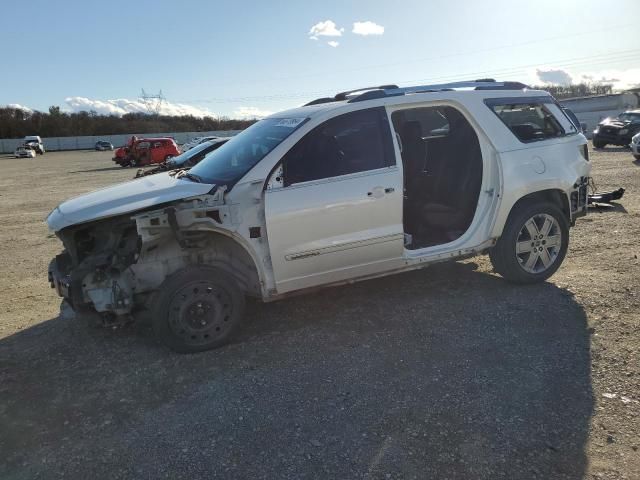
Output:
top-left (113, 137), bottom-right (180, 167)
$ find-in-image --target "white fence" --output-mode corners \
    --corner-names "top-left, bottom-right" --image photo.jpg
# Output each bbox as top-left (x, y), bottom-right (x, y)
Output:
top-left (0, 130), bottom-right (241, 153)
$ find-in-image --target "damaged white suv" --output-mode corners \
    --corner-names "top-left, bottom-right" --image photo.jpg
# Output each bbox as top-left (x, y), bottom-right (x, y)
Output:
top-left (47, 80), bottom-right (591, 352)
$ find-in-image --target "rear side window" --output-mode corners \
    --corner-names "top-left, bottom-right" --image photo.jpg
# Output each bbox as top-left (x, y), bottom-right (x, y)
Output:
top-left (282, 107), bottom-right (395, 186)
top-left (487, 99), bottom-right (576, 143)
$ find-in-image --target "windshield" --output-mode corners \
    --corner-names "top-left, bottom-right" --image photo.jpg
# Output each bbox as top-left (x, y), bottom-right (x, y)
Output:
top-left (189, 117), bottom-right (308, 185)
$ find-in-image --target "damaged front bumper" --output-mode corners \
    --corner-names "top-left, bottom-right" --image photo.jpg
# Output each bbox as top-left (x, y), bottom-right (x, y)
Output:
top-left (588, 188), bottom-right (625, 205)
top-left (48, 254), bottom-right (72, 300)
top-left (570, 177), bottom-right (589, 220)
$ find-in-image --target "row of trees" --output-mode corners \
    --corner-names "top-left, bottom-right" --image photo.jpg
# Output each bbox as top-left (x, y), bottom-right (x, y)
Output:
top-left (0, 106), bottom-right (256, 139)
top-left (528, 82), bottom-right (613, 100)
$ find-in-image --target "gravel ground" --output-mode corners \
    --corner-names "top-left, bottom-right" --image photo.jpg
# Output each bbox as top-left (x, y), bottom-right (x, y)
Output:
top-left (0, 147), bottom-right (638, 479)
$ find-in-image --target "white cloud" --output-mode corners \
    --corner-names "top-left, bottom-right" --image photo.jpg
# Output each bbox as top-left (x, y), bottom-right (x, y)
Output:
top-left (327, 41), bottom-right (339, 48)
top-left (532, 67), bottom-right (640, 91)
top-left (536, 68), bottom-right (572, 86)
top-left (64, 96), bottom-right (217, 117)
top-left (3, 103), bottom-right (34, 113)
top-left (352, 21), bottom-right (384, 36)
top-left (233, 106), bottom-right (274, 120)
top-left (308, 20), bottom-right (344, 40)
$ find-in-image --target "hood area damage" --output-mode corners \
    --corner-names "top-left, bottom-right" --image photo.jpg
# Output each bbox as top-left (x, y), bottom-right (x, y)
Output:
top-left (48, 186), bottom-right (261, 326)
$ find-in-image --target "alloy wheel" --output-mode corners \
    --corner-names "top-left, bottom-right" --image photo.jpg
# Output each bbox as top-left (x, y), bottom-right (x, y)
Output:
top-left (515, 213), bottom-right (562, 274)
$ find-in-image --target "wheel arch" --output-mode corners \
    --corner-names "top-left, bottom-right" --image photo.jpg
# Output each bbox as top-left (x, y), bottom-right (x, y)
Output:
top-left (191, 230), bottom-right (264, 298)
top-left (493, 188), bottom-right (570, 238)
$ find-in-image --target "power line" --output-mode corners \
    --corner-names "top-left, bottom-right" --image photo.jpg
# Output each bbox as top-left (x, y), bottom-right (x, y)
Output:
top-left (186, 22), bottom-right (638, 91)
top-left (175, 49), bottom-right (640, 104)
top-left (395, 51), bottom-right (640, 86)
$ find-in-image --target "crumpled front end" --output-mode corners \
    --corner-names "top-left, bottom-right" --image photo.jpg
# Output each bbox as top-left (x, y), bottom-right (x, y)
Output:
top-left (48, 215), bottom-right (141, 316)
top-left (46, 186), bottom-right (260, 322)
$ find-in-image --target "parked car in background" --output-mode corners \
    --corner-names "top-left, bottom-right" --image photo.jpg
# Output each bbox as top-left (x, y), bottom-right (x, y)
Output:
top-left (95, 141), bottom-right (114, 151)
top-left (135, 137), bottom-right (230, 178)
top-left (182, 136), bottom-right (219, 152)
top-left (631, 132), bottom-right (640, 160)
top-left (592, 110), bottom-right (640, 148)
top-left (47, 80), bottom-right (591, 353)
top-left (14, 145), bottom-right (36, 158)
top-left (113, 138), bottom-right (180, 167)
top-left (23, 136), bottom-right (45, 154)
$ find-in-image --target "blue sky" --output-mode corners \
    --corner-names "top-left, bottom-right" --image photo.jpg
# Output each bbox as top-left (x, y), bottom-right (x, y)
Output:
top-left (1, 0), bottom-right (638, 118)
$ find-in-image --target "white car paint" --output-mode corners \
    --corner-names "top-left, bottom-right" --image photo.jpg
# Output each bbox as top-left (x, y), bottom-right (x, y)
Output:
top-left (265, 166), bottom-right (404, 292)
top-left (23, 135), bottom-right (45, 154)
top-left (47, 172), bottom-right (214, 231)
top-left (631, 132), bottom-right (640, 158)
top-left (14, 147), bottom-right (36, 158)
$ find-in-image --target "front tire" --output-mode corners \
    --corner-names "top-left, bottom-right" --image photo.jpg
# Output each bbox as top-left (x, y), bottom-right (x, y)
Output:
top-left (490, 202), bottom-right (569, 284)
top-left (592, 139), bottom-right (606, 149)
top-left (152, 266), bottom-right (245, 353)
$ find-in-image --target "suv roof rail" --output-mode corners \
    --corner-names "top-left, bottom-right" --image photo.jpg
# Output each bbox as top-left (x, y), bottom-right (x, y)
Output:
top-left (304, 80), bottom-right (530, 107)
top-left (382, 80), bottom-right (529, 95)
top-left (304, 84), bottom-right (399, 106)
top-left (334, 84), bottom-right (399, 101)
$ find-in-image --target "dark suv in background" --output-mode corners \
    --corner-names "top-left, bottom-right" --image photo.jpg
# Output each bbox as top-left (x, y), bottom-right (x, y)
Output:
top-left (592, 110), bottom-right (640, 148)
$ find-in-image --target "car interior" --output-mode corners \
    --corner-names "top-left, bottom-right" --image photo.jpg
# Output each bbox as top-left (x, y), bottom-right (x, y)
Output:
top-left (391, 106), bottom-right (483, 249)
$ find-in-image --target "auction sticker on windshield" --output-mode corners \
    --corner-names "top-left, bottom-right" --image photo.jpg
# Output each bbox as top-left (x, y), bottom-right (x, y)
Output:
top-left (274, 118), bottom-right (307, 128)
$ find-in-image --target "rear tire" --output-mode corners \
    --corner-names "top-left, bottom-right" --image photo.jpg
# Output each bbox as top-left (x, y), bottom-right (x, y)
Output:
top-left (490, 201), bottom-right (569, 284)
top-left (634, 154), bottom-right (640, 161)
top-left (152, 266), bottom-right (245, 353)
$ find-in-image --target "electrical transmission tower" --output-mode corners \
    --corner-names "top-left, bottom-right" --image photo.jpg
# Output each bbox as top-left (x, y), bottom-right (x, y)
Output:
top-left (140, 88), bottom-right (165, 115)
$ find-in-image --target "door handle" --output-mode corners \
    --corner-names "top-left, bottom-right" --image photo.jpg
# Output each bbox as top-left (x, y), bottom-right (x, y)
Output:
top-left (367, 186), bottom-right (394, 198)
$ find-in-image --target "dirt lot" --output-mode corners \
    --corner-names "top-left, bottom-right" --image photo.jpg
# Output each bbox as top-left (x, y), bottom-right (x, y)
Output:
top-left (0, 147), bottom-right (638, 479)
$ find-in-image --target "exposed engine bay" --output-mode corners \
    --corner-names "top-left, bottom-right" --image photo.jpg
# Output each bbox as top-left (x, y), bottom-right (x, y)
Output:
top-left (48, 189), bottom-right (262, 323)
top-left (49, 215), bottom-right (141, 316)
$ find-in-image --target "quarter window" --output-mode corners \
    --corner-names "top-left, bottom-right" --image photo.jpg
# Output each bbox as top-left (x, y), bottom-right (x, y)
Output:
top-left (489, 102), bottom-right (572, 142)
top-left (282, 107), bottom-right (395, 186)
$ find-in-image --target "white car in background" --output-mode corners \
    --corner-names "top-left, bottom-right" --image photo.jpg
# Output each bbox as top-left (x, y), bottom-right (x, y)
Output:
top-left (23, 135), bottom-right (45, 154)
top-left (182, 136), bottom-right (220, 152)
top-left (631, 132), bottom-right (640, 161)
top-left (15, 145), bottom-right (37, 158)
top-left (47, 80), bottom-right (591, 353)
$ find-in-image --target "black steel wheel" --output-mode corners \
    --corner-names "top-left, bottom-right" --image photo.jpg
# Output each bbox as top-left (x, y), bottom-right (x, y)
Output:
top-left (153, 266), bottom-right (245, 353)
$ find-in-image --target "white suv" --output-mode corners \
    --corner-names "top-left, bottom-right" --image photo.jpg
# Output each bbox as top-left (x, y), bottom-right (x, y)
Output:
top-left (47, 80), bottom-right (591, 352)
top-left (24, 135), bottom-right (45, 154)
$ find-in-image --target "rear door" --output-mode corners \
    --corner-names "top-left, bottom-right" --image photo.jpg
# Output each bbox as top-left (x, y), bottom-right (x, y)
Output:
top-left (264, 107), bottom-right (404, 293)
top-left (150, 141), bottom-right (163, 163)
